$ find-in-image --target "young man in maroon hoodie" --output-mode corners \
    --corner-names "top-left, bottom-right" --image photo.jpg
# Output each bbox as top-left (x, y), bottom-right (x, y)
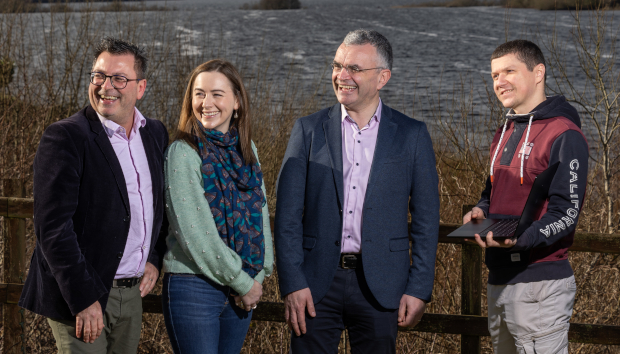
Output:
top-left (463, 40), bottom-right (588, 353)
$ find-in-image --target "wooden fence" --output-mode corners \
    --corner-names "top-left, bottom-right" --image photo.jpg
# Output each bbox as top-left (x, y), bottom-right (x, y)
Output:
top-left (2, 179), bottom-right (620, 353)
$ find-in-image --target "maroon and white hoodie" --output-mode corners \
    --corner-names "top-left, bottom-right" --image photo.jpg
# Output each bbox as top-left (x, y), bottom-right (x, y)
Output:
top-left (475, 95), bottom-right (588, 285)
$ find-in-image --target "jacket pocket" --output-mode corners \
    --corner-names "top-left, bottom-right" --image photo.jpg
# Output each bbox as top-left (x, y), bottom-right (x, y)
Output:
top-left (389, 237), bottom-right (410, 251)
top-left (302, 236), bottom-right (317, 250)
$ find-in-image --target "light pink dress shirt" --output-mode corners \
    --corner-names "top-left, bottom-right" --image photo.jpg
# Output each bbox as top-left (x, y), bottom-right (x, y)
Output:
top-left (98, 108), bottom-right (153, 279)
top-left (340, 101), bottom-right (382, 253)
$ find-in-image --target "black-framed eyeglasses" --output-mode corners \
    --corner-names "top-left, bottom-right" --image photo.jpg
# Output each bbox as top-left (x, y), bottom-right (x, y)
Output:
top-left (331, 62), bottom-right (384, 75)
top-left (89, 72), bottom-right (142, 89)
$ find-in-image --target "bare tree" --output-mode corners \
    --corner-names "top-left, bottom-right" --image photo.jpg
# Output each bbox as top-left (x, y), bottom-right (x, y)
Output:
top-left (543, 2), bottom-right (620, 233)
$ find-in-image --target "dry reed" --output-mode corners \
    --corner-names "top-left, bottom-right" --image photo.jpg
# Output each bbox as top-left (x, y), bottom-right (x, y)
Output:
top-left (1, 3), bottom-right (619, 354)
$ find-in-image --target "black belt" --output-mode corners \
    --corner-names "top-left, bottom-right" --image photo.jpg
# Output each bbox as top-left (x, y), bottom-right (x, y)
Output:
top-left (340, 253), bottom-right (361, 269)
top-left (112, 277), bottom-right (140, 288)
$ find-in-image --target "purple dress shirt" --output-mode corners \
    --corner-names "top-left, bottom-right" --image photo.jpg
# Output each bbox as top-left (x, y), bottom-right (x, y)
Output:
top-left (340, 100), bottom-right (382, 253)
top-left (98, 108), bottom-right (153, 279)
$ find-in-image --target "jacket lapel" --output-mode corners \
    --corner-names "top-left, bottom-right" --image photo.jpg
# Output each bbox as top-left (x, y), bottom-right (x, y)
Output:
top-left (323, 103), bottom-right (344, 207)
top-left (139, 122), bottom-right (160, 210)
top-left (86, 106), bottom-right (130, 214)
top-left (364, 103), bottom-right (398, 201)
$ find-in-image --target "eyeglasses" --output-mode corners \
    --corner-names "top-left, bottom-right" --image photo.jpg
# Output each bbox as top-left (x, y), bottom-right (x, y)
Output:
top-left (89, 72), bottom-right (142, 89)
top-left (331, 62), bottom-right (384, 75)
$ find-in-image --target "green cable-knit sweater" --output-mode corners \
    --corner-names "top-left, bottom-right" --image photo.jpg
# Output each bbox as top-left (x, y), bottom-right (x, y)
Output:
top-left (162, 139), bottom-right (274, 296)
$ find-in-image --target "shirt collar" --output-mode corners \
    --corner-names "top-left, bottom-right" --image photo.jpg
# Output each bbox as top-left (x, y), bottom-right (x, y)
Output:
top-left (97, 107), bottom-right (146, 138)
top-left (341, 99), bottom-right (382, 126)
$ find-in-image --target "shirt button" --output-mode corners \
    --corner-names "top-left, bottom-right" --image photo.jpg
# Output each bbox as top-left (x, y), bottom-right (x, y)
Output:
top-left (347, 235), bottom-right (351, 238)
top-left (349, 211), bottom-right (352, 214)
top-left (117, 252), bottom-right (123, 259)
top-left (356, 163), bottom-right (359, 166)
top-left (335, 241), bottom-right (341, 246)
top-left (358, 132), bottom-right (361, 135)
top-left (353, 186), bottom-right (356, 189)
top-left (357, 140), bottom-right (360, 143)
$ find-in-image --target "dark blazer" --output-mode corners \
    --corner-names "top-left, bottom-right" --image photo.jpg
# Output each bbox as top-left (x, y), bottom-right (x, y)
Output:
top-left (19, 105), bottom-right (169, 320)
top-left (275, 102), bottom-right (439, 309)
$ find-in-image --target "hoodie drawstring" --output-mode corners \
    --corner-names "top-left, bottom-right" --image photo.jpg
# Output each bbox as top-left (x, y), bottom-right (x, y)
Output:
top-left (490, 118), bottom-right (508, 184)
top-left (489, 114), bottom-right (534, 185)
top-left (520, 115), bottom-right (534, 185)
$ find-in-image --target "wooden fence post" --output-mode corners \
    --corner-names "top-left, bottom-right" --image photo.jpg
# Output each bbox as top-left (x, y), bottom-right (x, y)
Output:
top-left (461, 205), bottom-right (482, 354)
top-left (2, 179), bottom-right (26, 354)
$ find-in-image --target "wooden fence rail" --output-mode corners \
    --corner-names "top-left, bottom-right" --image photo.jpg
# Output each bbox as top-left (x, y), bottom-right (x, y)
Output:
top-left (3, 190), bottom-right (620, 353)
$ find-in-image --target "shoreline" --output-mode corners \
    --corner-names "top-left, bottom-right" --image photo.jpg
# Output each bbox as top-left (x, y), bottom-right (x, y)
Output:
top-left (394, 0), bottom-right (620, 10)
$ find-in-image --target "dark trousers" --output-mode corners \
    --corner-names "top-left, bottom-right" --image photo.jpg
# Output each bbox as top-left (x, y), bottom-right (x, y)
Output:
top-left (290, 266), bottom-right (399, 354)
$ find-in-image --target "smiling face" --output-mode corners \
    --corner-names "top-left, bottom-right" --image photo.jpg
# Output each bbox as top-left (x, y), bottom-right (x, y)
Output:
top-left (332, 43), bottom-right (390, 114)
top-left (491, 53), bottom-right (545, 114)
top-left (192, 71), bottom-right (239, 133)
top-left (88, 52), bottom-right (146, 125)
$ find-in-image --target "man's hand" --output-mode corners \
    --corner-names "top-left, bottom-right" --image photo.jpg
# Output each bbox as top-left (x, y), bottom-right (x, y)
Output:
top-left (463, 206), bottom-right (486, 224)
top-left (398, 295), bottom-right (426, 327)
top-left (284, 287), bottom-right (316, 336)
top-left (75, 301), bottom-right (104, 343)
top-left (463, 207), bottom-right (516, 248)
top-left (139, 262), bottom-right (159, 297)
top-left (233, 280), bottom-right (263, 312)
top-left (472, 231), bottom-right (517, 249)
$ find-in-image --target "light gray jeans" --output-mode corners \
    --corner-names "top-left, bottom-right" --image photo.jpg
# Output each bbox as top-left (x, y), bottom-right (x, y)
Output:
top-left (487, 275), bottom-right (576, 354)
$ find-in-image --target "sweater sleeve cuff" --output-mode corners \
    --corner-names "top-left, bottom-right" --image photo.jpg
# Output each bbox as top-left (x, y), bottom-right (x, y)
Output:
top-left (254, 270), bottom-right (266, 285)
top-left (512, 229), bottom-right (532, 251)
top-left (475, 203), bottom-right (489, 218)
top-left (227, 271), bottom-right (255, 296)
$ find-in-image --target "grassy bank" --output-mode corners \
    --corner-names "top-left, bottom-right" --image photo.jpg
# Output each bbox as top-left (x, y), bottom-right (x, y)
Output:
top-left (1, 4), bottom-right (620, 354)
top-left (504, 0), bottom-right (619, 9)
top-left (396, 0), bottom-right (620, 9)
top-left (395, 0), bottom-right (499, 8)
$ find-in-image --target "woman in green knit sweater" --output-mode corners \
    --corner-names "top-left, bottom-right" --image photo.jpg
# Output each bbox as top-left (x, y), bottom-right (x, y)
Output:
top-left (161, 59), bottom-right (273, 354)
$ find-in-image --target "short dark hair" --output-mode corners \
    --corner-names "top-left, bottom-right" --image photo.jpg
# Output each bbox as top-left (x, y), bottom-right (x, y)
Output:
top-left (343, 29), bottom-right (393, 70)
top-left (92, 37), bottom-right (148, 79)
top-left (491, 39), bottom-right (546, 81)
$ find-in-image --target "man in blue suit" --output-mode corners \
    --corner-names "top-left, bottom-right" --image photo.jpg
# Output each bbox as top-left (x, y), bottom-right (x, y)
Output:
top-left (275, 29), bottom-right (440, 353)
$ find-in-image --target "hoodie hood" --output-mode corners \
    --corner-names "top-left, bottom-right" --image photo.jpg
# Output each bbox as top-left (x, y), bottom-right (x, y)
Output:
top-left (507, 95), bottom-right (581, 128)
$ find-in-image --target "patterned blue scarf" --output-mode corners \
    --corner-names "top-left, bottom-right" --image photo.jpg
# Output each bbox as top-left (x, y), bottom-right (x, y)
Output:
top-left (195, 124), bottom-right (265, 277)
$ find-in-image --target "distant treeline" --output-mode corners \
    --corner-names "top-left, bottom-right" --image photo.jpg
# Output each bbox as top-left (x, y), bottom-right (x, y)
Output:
top-left (0, 0), bottom-right (173, 13)
top-left (240, 0), bottom-right (301, 10)
top-left (398, 0), bottom-right (619, 9)
top-left (504, 0), bottom-right (618, 9)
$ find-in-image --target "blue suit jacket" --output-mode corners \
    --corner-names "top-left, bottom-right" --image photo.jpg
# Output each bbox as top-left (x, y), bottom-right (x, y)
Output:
top-left (275, 102), bottom-right (439, 309)
top-left (19, 105), bottom-right (169, 320)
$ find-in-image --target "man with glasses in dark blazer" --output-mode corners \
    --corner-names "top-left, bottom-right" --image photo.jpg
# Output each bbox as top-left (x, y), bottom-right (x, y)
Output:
top-left (275, 29), bottom-right (440, 354)
top-left (19, 37), bottom-right (168, 353)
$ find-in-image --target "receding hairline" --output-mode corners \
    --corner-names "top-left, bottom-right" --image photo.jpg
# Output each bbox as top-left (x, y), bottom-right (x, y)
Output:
top-left (92, 52), bottom-right (140, 76)
top-left (341, 29), bottom-right (393, 70)
top-left (334, 43), bottom-right (383, 66)
top-left (92, 37), bottom-right (148, 79)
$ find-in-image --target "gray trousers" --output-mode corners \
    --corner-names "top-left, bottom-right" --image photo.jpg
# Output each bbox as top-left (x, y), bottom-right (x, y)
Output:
top-left (487, 276), bottom-right (576, 354)
top-left (47, 285), bottom-right (143, 354)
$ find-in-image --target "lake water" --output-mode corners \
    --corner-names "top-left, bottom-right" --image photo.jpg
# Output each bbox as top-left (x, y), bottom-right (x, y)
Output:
top-left (6, 0), bottom-right (620, 126)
